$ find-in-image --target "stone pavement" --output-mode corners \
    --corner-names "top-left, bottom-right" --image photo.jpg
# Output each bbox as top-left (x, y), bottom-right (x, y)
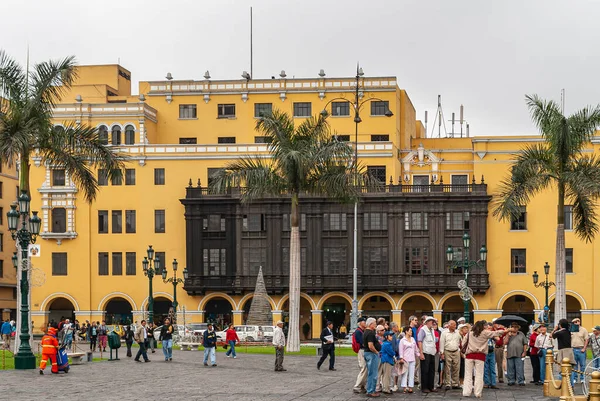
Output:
top-left (0, 350), bottom-right (558, 401)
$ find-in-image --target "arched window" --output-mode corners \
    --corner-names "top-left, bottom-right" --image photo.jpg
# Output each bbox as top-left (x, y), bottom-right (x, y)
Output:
top-left (53, 125), bottom-right (65, 135)
top-left (52, 208), bottom-right (66, 233)
top-left (124, 125), bottom-right (135, 145)
top-left (98, 125), bottom-right (108, 144)
top-left (111, 126), bottom-right (121, 145)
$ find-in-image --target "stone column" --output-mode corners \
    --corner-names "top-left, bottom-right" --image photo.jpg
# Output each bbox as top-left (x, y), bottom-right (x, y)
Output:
top-left (272, 310), bottom-right (283, 326)
top-left (432, 309), bottom-right (443, 323)
top-left (232, 310), bottom-right (244, 326)
top-left (197, 310), bottom-right (205, 323)
top-left (391, 310), bottom-right (402, 326)
top-left (311, 310), bottom-right (323, 339)
top-left (31, 311), bottom-right (50, 335)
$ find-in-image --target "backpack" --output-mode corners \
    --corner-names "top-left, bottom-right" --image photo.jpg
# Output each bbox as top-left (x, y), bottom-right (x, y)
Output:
top-left (352, 329), bottom-right (362, 353)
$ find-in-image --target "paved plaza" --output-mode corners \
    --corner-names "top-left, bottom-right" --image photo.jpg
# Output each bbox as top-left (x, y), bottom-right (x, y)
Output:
top-left (0, 348), bottom-right (559, 401)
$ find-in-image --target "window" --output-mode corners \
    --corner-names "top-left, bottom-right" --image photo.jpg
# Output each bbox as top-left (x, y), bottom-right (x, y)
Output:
top-left (179, 137), bottom-right (197, 144)
top-left (446, 212), bottom-right (470, 230)
top-left (125, 210), bottom-right (136, 233)
top-left (155, 210), bottom-right (165, 233)
top-left (242, 248), bottom-right (267, 275)
top-left (98, 125), bottom-right (108, 144)
top-left (254, 136), bottom-right (270, 144)
top-left (203, 248), bottom-right (226, 276)
top-left (254, 103), bottom-right (272, 118)
top-left (124, 125), bottom-right (135, 145)
top-left (125, 169), bottom-right (135, 185)
top-left (98, 169), bottom-right (108, 186)
top-left (331, 101), bottom-right (350, 116)
top-left (0, 207), bottom-right (2, 225)
top-left (404, 247), bottom-right (429, 274)
top-left (179, 104), bottom-right (197, 119)
top-left (323, 213), bottom-right (347, 231)
top-left (98, 252), bottom-right (109, 275)
top-left (282, 247), bottom-right (307, 274)
top-left (510, 249), bottom-right (527, 273)
top-left (404, 212), bottom-right (428, 230)
top-left (242, 214), bottom-right (265, 231)
top-left (0, 260), bottom-right (3, 278)
top-left (51, 208), bottom-right (66, 233)
top-left (371, 101), bottom-right (390, 116)
top-left (451, 175), bottom-right (469, 191)
top-left (52, 253), bottom-right (67, 276)
top-left (510, 206), bottom-right (527, 230)
top-left (112, 210), bottom-right (122, 233)
top-left (323, 247), bottom-right (346, 275)
top-left (52, 169), bottom-right (65, 186)
top-left (412, 175), bottom-right (430, 192)
top-left (364, 247), bottom-right (388, 274)
top-left (283, 213), bottom-right (306, 231)
top-left (217, 104), bottom-right (236, 118)
top-left (564, 206), bottom-right (573, 230)
top-left (98, 211), bottom-right (108, 233)
top-left (218, 137), bottom-right (236, 144)
top-left (0, 233), bottom-right (3, 252)
top-left (111, 126), bottom-right (121, 145)
top-left (155, 252), bottom-right (165, 275)
top-left (112, 252), bottom-right (123, 275)
top-left (126, 252), bottom-right (136, 275)
top-left (293, 102), bottom-right (311, 117)
top-left (364, 213), bottom-right (388, 231)
top-left (111, 170), bottom-right (122, 186)
top-left (334, 134), bottom-right (350, 142)
top-left (566, 248), bottom-right (573, 273)
top-left (371, 134), bottom-right (389, 142)
top-left (203, 214), bottom-right (226, 231)
top-left (154, 168), bottom-right (165, 185)
top-left (367, 166), bottom-right (386, 183)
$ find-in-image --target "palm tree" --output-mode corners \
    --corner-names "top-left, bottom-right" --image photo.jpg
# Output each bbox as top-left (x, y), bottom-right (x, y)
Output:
top-left (0, 50), bottom-right (124, 202)
top-left (492, 94), bottom-right (600, 324)
top-left (210, 110), bottom-right (365, 351)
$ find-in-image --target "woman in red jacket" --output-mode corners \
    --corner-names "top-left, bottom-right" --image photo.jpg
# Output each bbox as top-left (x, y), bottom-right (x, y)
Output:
top-left (225, 324), bottom-right (240, 359)
top-left (528, 325), bottom-right (540, 384)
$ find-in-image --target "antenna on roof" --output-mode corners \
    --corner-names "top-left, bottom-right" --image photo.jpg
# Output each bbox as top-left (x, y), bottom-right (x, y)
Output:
top-left (250, 7), bottom-right (253, 79)
top-left (430, 95), bottom-right (448, 138)
top-left (460, 105), bottom-right (464, 137)
top-left (424, 111), bottom-right (428, 137)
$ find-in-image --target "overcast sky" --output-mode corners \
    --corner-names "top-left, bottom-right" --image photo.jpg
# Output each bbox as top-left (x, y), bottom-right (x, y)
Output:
top-left (2, 0), bottom-right (599, 136)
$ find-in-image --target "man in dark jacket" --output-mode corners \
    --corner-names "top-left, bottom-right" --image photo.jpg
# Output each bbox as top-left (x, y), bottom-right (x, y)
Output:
top-left (317, 321), bottom-right (336, 371)
top-left (203, 323), bottom-right (217, 367)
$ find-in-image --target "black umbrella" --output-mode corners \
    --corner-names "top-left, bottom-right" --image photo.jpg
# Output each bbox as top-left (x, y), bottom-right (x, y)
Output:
top-left (494, 315), bottom-right (529, 327)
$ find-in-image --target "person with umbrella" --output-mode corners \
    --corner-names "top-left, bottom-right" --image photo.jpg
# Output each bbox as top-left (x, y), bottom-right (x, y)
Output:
top-left (504, 322), bottom-right (528, 386)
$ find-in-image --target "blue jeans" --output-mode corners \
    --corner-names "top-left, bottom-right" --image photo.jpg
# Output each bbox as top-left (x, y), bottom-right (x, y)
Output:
top-left (593, 355), bottom-right (600, 370)
top-left (484, 352), bottom-right (497, 386)
top-left (162, 339), bottom-right (173, 360)
top-left (572, 348), bottom-right (586, 382)
top-left (364, 351), bottom-right (380, 394)
top-left (539, 348), bottom-right (548, 382)
top-left (225, 341), bottom-right (236, 357)
top-left (506, 357), bottom-right (525, 385)
top-left (203, 347), bottom-right (216, 365)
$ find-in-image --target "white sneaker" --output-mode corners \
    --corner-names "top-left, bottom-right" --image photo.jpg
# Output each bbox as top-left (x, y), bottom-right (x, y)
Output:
top-left (226, 355), bottom-right (231, 358)
top-left (391, 385), bottom-right (398, 392)
top-left (233, 356), bottom-right (237, 359)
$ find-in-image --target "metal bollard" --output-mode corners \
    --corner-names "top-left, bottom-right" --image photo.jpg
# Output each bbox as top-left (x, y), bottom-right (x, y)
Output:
top-left (590, 371), bottom-right (600, 401)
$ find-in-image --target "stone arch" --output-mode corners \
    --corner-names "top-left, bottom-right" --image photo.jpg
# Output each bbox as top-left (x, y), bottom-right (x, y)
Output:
top-left (198, 292), bottom-right (237, 311)
top-left (438, 291), bottom-right (480, 311)
top-left (496, 290), bottom-right (540, 310)
top-left (398, 291), bottom-right (438, 310)
top-left (40, 292), bottom-right (80, 312)
top-left (276, 292), bottom-right (317, 311)
top-left (109, 122), bottom-right (124, 131)
top-left (237, 292), bottom-right (276, 311)
top-left (358, 291), bottom-right (396, 310)
top-left (97, 292), bottom-right (138, 311)
top-left (548, 290), bottom-right (588, 310)
top-left (316, 292), bottom-right (353, 310)
top-left (140, 292), bottom-right (174, 311)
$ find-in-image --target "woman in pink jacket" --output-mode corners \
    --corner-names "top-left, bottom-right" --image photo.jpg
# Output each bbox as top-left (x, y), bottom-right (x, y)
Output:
top-left (398, 326), bottom-right (420, 393)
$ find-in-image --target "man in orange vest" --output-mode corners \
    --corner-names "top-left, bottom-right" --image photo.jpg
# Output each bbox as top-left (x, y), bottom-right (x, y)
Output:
top-left (40, 327), bottom-right (59, 374)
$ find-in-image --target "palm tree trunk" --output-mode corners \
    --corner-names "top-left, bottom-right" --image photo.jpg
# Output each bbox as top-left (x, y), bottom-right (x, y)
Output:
top-left (554, 182), bottom-right (566, 325)
top-left (19, 152), bottom-right (30, 194)
top-left (287, 192), bottom-right (301, 352)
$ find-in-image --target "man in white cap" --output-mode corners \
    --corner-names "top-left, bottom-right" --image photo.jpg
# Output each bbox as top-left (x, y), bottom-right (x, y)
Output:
top-left (417, 316), bottom-right (439, 393)
top-left (273, 320), bottom-right (286, 372)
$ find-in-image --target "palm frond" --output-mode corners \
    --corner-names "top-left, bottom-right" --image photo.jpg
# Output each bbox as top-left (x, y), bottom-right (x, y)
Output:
top-left (564, 154), bottom-right (600, 242)
top-left (0, 49), bottom-right (26, 107)
top-left (29, 56), bottom-right (77, 111)
top-left (568, 104), bottom-right (600, 146)
top-left (0, 106), bottom-right (36, 167)
top-left (525, 94), bottom-right (563, 139)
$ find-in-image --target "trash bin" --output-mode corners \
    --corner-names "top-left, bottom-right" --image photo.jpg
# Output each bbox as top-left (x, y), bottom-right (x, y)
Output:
top-left (107, 332), bottom-right (121, 349)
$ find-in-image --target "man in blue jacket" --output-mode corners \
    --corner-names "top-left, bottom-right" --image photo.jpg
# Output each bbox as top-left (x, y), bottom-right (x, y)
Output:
top-left (1, 319), bottom-right (12, 350)
top-left (203, 323), bottom-right (217, 367)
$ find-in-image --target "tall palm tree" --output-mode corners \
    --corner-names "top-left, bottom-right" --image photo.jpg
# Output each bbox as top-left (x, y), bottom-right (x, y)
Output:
top-left (0, 49), bottom-right (124, 202)
top-left (493, 94), bottom-right (600, 324)
top-left (210, 110), bottom-right (365, 352)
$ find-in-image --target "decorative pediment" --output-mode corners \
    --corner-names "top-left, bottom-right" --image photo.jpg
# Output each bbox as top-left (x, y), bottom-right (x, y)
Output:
top-left (402, 143), bottom-right (440, 172)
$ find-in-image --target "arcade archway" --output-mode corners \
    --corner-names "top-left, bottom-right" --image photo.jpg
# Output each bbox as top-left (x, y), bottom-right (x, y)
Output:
top-left (105, 297), bottom-right (133, 325)
top-left (48, 297), bottom-right (75, 326)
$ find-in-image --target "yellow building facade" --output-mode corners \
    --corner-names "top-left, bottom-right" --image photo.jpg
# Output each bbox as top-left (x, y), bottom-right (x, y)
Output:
top-left (27, 65), bottom-right (599, 338)
top-left (0, 161), bottom-right (18, 321)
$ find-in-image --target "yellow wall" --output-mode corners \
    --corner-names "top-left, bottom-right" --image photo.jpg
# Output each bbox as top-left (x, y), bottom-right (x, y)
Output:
top-left (0, 162), bottom-right (19, 320)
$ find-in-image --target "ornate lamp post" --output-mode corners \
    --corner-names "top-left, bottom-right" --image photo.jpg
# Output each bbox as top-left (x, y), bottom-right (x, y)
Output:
top-left (320, 65), bottom-right (393, 331)
top-left (142, 245), bottom-right (161, 324)
top-left (533, 262), bottom-right (555, 325)
top-left (161, 258), bottom-right (188, 323)
top-left (7, 190), bottom-right (42, 369)
top-left (446, 232), bottom-right (487, 324)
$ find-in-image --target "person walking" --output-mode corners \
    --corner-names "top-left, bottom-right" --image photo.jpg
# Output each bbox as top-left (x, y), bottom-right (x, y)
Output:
top-left (1, 319), bottom-right (11, 350)
top-left (339, 322), bottom-right (347, 339)
top-left (535, 324), bottom-right (553, 383)
top-left (417, 316), bottom-right (438, 394)
top-left (492, 320), bottom-right (506, 383)
top-left (123, 325), bottom-right (134, 357)
top-left (225, 324), bottom-right (240, 358)
top-left (39, 327), bottom-right (60, 375)
top-left (589, 326), bottom-right (600, 370)
top-left (399, 325), bottom-right (420, 394)
top-left (98, 321), bottom-right (108, 352)
top-left (528, 324), bottom-right (541, 384)
top-left (363, 318), bottom-right (381, 398)
top-left (159, 317), bottom-right (174, 362)
top-left (380, 331), bottom-right (396, 394)
top-left (202, 323), bottom-right (217, 367)
top-left (133, 320), bottom-right (150, 363)
top-left (462, 321), bottom-right (506, 397)
top-left (87, 321), bottom-right (98, 352)
top-left (483, 322), bottom-right (500, 389)
top-left (570, 317), bottom-right (589, 384)
top-left (317, 321), bottom-right (336, 371)
top-left (146, 321), bottom-right (156, 354)
top-left (273, 320), bottom-right (286, 372)
top-left (352, 317), bottom-right (368, 393)
top-left (62, 319), bottom-right (73, 349)
top-left (439, 319), bottom-right (462, 390)
top-left (505, 322), bottom-right (527, 386)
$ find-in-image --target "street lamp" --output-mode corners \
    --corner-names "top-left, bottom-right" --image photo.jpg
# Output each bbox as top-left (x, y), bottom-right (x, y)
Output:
top-left (142, 245), bottom-right (161, 324)
top-left (7, 191), bottom-right (42, 369)
top-left (533, 262), bottom-right (555, 325)
top-left (162, 258), bottom-right (188, 324)
top-left (446, 232), bottom-right (487, 324)
top-left (320, 64), bottom-right (394, 331)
